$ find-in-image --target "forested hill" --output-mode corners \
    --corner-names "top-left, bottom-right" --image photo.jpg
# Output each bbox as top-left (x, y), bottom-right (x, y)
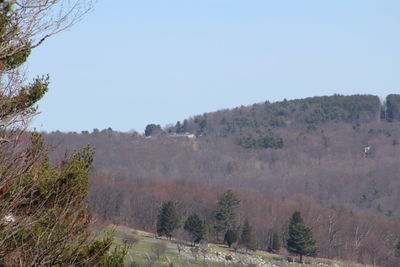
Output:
top-left (167, 94), bottom-right (383, 137)
top-left (44, 94), bottom-right (400, 266)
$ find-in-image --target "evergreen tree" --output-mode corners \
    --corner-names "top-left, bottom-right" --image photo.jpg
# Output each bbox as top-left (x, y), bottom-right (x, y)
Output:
top-left (1, 139), bottom-right (121, 265)
top-left (240, 218), bottom-right (257, 251)
top-left (202, 221), bottom-right (212, 243)
top-left (199, 119), bottom-right (207, 133)
top-left (224, 230), bottom-right (238, 248)
top-left (175, 121), bottom-right (182, 133)
top-left (214, 189), bottom-right (241, 239)
top-left (0, 1), bottom-right (124, 265)
top-left (272, 232), bottom-right (281, 252)
top-left (258, 131), bottom-right (284, 149)
top-left (157, 201), bottom-right (181, 239)
top-left (287, 211), bottom-right (318, 263)
top-left (145, 123), bottom-right (162, 136)
top-left (387, 94), bottom-right (400, 121)
top-left (182, 119), bottom-right (189, 132)
top-left (184, 213), bottom-right (204, 245)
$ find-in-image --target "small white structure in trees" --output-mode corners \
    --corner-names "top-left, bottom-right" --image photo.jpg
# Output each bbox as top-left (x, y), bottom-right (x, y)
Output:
top-left (363, 146), bottom-right (371, 157)
top-left (168, 133), bottom-right (196, 139)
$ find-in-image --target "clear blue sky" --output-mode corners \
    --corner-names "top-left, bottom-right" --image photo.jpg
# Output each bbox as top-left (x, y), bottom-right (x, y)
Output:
top-left (28, 0), bottom-right (400, 133)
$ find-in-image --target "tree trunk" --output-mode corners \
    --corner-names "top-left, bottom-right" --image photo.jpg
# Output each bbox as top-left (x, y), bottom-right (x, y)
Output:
top-left (300, 254), bottom-right (303, 263)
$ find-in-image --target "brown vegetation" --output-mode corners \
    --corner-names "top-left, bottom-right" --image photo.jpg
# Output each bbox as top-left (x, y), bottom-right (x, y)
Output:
top-left (44, 95), bottom-right (400, 266)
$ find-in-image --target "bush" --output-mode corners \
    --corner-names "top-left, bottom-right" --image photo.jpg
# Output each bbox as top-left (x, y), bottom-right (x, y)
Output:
top-left (224, 230), bottom-right (238, 248)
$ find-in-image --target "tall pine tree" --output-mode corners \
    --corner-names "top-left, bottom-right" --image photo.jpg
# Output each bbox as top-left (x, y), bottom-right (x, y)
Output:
top-left (287, 211), bottom-right (318, 263)
top-left (184, 213), bottom-right (204, 245)
top-left (271, 232), bottom-right (281, 252)
top-left (157, 201), bottom-right (181, 239)
top-left (214, 189), bottom-right (240, 240)
top-left (240, 218), bottom-right (257, 251)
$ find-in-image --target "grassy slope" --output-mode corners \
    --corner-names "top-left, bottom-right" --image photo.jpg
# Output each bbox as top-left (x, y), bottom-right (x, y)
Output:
top-left (106, 225), bottom-right (374, 267)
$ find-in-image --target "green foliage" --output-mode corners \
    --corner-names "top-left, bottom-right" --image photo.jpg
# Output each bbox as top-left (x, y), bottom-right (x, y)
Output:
top-left (199, 119), bottom-right (207, 129)
top-left (287, 211), bottom-right (318, 262)
top-left (0, 134), bottom-right (118, 265)
top-left (268, 117), bottom-right (286, 127)
top-left (214, 190), bottom-right (241, 236)
top-left (182, 119), bottom-right (188, 132)
top-left (240, 218), bottom-right (257, 251)
top-left (387, 94), bottom-right (400, 121)
top-left (145, 123), bottom-right (162, 136)
top-left (237, 131), bottom-right (284, 149)
top-left (303, 95), bottom-right (380, 124)
top-left (0, 2), bottom-right (32, 71)
top-left (184, 213), bottom-right (205, 244)
top-left (300, 103), bottom-right (309, 111)
top-left (0, 1), bottom-right (120, 265)
top-left (166, 94), bottom-right (383, 143)
top-left (77, 231), bottom-right (128, 266)
top-left (98, 242), bottom-right (129, 267)
top-left (258, 131), bottom-right (284, 149)
top-left (274, 109), bottom-right (288, 117)
top-left (272, 232), bottom-right (281, 252)
top-left (237, 135), bottom-right (258, 149)
top-left (202, 221), bottom-right (212, 242)
top-left (157, 201), bottom-right (181, 239)
top-left (0, 74), bottom-right (49, 119)
top-left (224, 230), bottom-right (238, 248)
top-left (175, 121), bottom-right (183, 133)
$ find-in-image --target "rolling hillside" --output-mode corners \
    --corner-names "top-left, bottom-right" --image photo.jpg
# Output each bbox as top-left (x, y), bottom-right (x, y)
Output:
top-left (107, 225), bottom-right (374, 267)
top-left (44, 94), bottom-right (400, 266)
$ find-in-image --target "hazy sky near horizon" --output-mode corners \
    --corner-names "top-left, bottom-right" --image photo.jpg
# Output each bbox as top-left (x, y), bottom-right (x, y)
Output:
top-left (28, 0), bottom-right (400, 133)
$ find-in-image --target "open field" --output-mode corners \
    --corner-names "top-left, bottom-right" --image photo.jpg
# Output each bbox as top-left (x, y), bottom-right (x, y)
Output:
top-left (105, 225), bottom-right (375, 267)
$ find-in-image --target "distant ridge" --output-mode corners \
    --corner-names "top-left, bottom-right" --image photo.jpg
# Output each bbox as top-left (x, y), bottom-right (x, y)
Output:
top-left (165, 94), bottom-right (400, 138)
